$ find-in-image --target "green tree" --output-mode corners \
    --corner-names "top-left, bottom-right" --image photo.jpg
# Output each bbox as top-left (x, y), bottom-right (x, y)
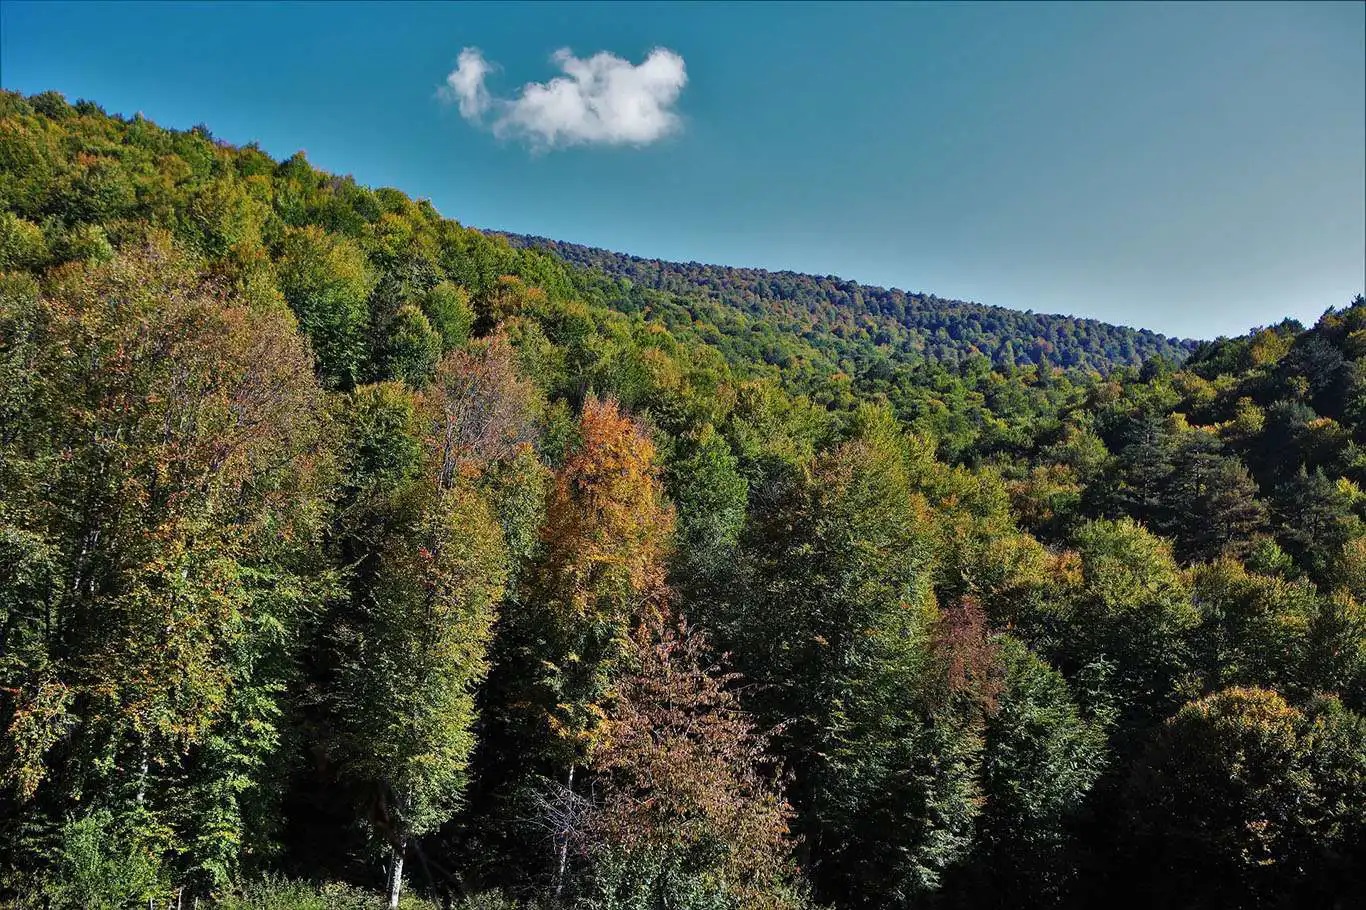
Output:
top-left (1125, 687), bottom-right (1366, 908)
top-left (667, 423), bottom-right (748, 598)
top-left (325, 382), bottom-right (510, 909)
top-left (949, 636), bottom-right (1108, 906)
top-left (1163, 432), bottom-right (1268, 562)
top-left (0, 211), bottom-right (47, 270)
top-left (1274, 468), bottom-right (1364, 581)
top-left (276, 225), bottom-right (374, 389)
top-left (1059, 519), bottom-right (1198, 740)
top-left (0, 239), bottom-right (329, 897)
top-left (420, 281), bottom-right (475, 352)
top-left (733, 409), bottom-right (977, 906)
top-left (375, 303), bottom-right (442, 386)
top-left (1187, 559), bottom-right (1318, 696)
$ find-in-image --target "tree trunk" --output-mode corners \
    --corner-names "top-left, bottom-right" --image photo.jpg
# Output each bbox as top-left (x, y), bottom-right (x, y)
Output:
top-left (387, 835), bottom-right (407, 910)
top-left (136, 735), bottom-right (150, 805)
top-left (553, 765), bottom-right (575, 902)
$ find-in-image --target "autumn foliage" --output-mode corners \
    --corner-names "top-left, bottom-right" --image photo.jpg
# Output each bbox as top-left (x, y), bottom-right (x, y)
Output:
top-left (1, 92), bottom-right (1363, 910)
top-left (579, 612), bottom-right (803, 909)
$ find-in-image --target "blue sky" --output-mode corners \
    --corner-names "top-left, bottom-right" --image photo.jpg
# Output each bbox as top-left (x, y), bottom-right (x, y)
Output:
top-left (1, 1), bottom-right (1362, 339)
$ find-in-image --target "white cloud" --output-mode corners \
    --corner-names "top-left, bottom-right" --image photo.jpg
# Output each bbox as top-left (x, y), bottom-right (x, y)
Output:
top-left (439, 47), bottom-right (493, 119)
top-left (439, 46), bottom-right (687, 150)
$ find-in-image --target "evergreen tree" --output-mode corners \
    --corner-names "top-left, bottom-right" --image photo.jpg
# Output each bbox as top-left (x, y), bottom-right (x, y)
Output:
top-left (1163, 432), bottom-right (1268, 562)
top-left (1274, 467), bottom-right (1364, 580)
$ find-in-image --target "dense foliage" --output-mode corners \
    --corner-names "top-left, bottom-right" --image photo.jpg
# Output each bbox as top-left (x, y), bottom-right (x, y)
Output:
top-left (499, 233), bottom-right (1196, 372)
top-left (1, 90), bottom-right (1363, 910)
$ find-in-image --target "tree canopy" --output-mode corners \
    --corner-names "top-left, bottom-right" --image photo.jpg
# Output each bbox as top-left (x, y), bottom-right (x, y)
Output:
top-left (1, 89), bottom-right (1362, 910)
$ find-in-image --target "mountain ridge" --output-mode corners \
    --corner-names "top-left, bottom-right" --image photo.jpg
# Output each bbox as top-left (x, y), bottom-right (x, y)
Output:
top-left (496, 230), bottom-right (1199, 372)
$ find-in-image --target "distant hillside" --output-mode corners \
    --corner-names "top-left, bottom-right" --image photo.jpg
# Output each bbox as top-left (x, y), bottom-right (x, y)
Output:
top-left (499, 233), bottom-right (1198, 372)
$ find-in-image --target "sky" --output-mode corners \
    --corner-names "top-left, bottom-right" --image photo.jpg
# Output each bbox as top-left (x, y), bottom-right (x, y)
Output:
top-left (1, 1), bottom-right (1362, 340)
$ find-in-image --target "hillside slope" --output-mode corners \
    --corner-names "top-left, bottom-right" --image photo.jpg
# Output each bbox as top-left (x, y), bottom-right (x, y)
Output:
top-left (2, 90), bottom-right (1363, 910)
top-left (500, 232), bottom-right (1197, 372)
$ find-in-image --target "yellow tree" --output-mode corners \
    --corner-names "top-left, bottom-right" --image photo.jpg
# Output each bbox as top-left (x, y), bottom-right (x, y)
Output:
top-left (535, 395), bottom-right (674, 759)
top-left (472, 395), bottom-right (674, 894)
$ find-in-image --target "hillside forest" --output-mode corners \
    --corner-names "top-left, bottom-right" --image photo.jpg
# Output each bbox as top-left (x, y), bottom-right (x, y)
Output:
top-left (1, 90), bottom-right (1364, 910)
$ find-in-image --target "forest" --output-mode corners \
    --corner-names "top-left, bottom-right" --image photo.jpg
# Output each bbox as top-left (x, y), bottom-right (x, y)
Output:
top-left (497, 233), bottom-right (1196, 372)
top-left (0, 89), bottom-right (1363, 910)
